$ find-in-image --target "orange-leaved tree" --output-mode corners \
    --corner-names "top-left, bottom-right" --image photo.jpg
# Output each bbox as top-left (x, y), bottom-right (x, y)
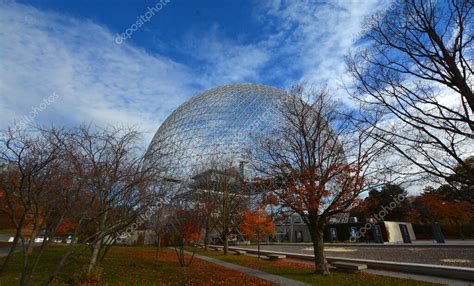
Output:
top-left (409, 191), bottom-right (472, 238)
top-left (239, 207), bottom-right (275, 259)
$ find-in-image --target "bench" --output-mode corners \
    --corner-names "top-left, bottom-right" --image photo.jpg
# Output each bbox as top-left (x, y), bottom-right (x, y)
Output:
top-left (267, 254), bottom-right (286, 261)
top-left (210, 246), bottom-right (222, 251)
top-left (233, 250), bottom-right (246, 255)
top-left (331, 262), bottom-right (367, 272)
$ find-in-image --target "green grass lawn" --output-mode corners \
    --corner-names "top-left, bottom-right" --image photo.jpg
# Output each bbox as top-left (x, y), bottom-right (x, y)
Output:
top-left (0, 245), bottom-right (275, 285)
top-left (0, 244), bottom-right (443, 286)
top-left (0, 229), bottom-right (15, 235)
top-left (191, 248), bottom-right (441, 286)
top-left (0, 245), bottom-right (85, 285)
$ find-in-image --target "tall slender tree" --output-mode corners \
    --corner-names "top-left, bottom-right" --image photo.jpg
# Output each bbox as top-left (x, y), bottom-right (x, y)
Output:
top-left (239, 206), bottom-right (275, 259)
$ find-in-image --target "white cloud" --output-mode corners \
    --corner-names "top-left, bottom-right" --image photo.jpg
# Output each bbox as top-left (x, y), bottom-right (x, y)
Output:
top-left (256, 0), bottom-right (386, 93)
top-left (180, 24), bottom-right (271, 87)
top-left (0, 2), bottom-right (199, 144)
top-left (0, 0), bottom-right (384, 145)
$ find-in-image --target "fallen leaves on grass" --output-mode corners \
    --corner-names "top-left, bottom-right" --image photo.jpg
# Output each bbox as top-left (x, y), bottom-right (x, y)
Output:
top-left (99, 247), bottom-right (276, 285)
top-left (270, 260), bottom-right (312, 269)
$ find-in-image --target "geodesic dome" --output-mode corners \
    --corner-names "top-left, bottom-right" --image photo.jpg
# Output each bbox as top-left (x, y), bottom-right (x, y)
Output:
top-left (147, 83), bottom-right (288, 180)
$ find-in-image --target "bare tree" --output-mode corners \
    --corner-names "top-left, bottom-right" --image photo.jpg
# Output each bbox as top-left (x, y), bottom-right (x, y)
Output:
top-left (165, 205), bottom-right (203, 267)
top-left (0, 125), bottom-right (167, 285)
top-left (252, 85), bottom-right (383, 274)
top-left (149, 183), bottom-right (178, 259)
top-left (347, 0), bottom-right (473, 186)
top-left (0, 127), bottom-right (93, 286)
top-left (0, 127), bottom-right (62, 280)
top-left (152, 207), bottom-right (169, 258)
top-left (63, 126), bottom-right (162, 274)
top-left (191, 160), bottom-right (248, 255)
top-left (188, 164), bottom-right (220, 251)
top-left (21, 141), bottom-right (80, 286)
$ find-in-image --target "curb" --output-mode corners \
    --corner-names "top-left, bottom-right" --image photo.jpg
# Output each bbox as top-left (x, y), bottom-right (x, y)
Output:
top-left (258, 242), bottom-right (474, 249)
top-left (214, 245), bottom-right (474, 282)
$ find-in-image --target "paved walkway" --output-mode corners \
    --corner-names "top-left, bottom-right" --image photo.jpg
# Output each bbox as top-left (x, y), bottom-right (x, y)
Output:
top-left (238, 245), bottom-right (474, 268)
top-left (257, 240), bottom-right (474, 247)
top-left (186, 251), bottom-right (310, 286)
top-left (364, 269), bottom-right (474, 286)
top-left (280, 256), bottom-right (472, 286)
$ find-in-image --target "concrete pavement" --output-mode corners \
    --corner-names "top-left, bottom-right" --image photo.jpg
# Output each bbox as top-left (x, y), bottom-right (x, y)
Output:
top-left (364, 269), bottom-right (473, 286)
top-left (240, 244), bottom-right (474, 267)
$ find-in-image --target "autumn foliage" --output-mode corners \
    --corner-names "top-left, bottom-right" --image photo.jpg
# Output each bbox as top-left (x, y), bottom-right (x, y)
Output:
top-left (283, 164), bottom-right (366, 216)
top-left (167, 208), bottom-right (203, 245)
top-left (239, 207), bottom-right (275, 242)
top-left (251, 85), bottom-right (384, 274)
top-left (407, 191), bottom-right (472, 238)
top-left (165, 208), bottom-right (204, 267)
top-left (55, 219), bottom-right (76, 235)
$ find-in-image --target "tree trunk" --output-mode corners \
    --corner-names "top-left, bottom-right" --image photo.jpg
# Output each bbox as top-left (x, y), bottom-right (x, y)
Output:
top-left (0, 229), bottom-right (20, 276)
top-left (257, 240), bottom-right (260, 260)
top-left (454, 220), bottom-right (464, 240)
top-left (19, 246), bottom-right (30, 286)
top-left (0, 213), bottom-right (27, 276)
top-left (310, 223), bottom-right (329, 275)
top-left (204, 219), bottom-right (210, 252)
top-left (42, 246), bottom-right (75, 286)
top-left (223, 235), bottom-right (229, 255)
top-left (27, 225), bottom-right (39, 255)
top-left (98, 240), bottom-right (113, 263)
top-left (87, 238), bottom-right (102, 274)
top-left (174, 246), bottom-right (185, 267)
top-left (42, 218), bottom-right (84, 286)
top-left (27, 234), bottom-right (52, 286)
top-left (88, 210), bottom-right (107, 274)
top-left (156, 235), bottom-right (161, 258)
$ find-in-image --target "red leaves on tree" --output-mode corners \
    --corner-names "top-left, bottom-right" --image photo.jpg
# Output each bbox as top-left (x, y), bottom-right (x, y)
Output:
top-left (181, 222), bottom-right (201, 243)
top-left (172, 209), bottom-right (203, 244)
top-left (239, 207), bottom-right (275, 242)
top-left (416, 193), bottom-right (471, 223)
top-left (55, 219), bottom-right (76, 235)
top-left (279, 163), bottom-right (365, 216)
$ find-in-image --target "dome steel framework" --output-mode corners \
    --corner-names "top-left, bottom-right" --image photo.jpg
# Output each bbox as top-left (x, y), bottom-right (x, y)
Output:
top-left (148, 83), bottom-right (288, 180)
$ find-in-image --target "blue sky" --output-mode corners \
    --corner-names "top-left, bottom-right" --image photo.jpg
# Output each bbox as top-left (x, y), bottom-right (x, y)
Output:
top-left (0, 0), bottom-right (385, 144)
